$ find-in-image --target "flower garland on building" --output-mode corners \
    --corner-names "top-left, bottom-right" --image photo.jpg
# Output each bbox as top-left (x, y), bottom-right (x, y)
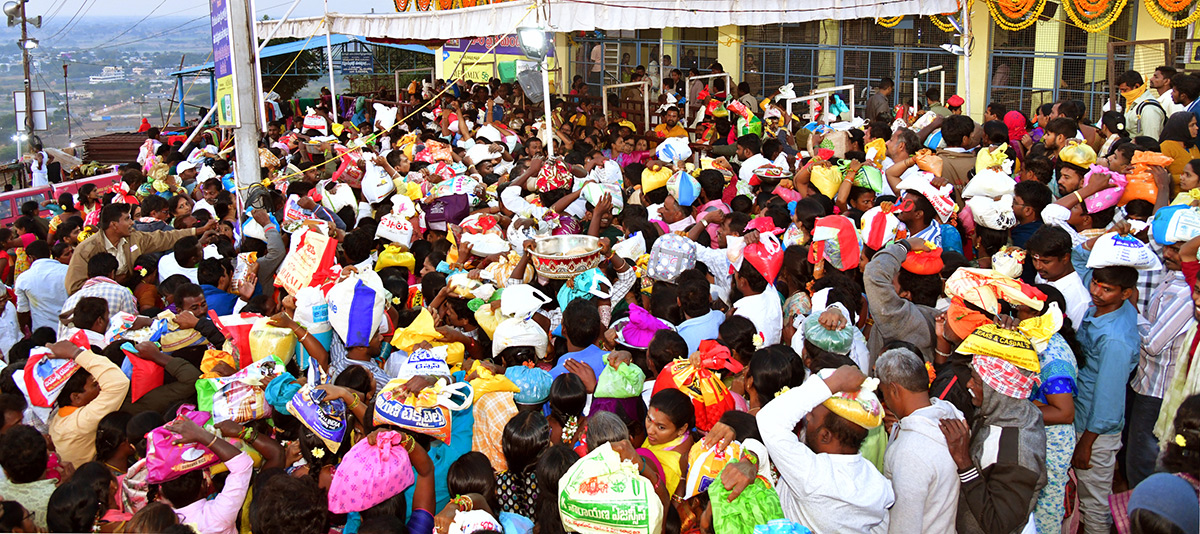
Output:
top-left (876, 15), bottom-right (904, 27)
top-left (1143, 0), bottom-right (1200, 26)
top-left (1061, 0), bottom-right (1127, 32)
top-left (930, 0), bottom-right (975, 32)
top-left (986, 0), bottom-right (1049, 30)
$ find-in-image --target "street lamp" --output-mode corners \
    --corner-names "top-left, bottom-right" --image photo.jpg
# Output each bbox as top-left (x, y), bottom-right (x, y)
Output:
top-left (517, 26), bottom-right (554, 158)
top-left (11, 133), bottom-right (26, 163)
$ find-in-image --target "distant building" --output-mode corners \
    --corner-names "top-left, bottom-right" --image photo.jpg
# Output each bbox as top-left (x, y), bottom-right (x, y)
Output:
top-left (89, 66), bottom-right (125, 85)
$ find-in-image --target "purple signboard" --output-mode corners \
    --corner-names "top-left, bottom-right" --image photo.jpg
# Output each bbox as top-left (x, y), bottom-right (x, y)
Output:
top-left (442, 33), bottom-right (555, 57)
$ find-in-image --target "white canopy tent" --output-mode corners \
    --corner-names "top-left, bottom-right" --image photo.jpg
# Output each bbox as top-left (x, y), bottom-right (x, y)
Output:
top-left (254, 0), bottom-right (960, 41)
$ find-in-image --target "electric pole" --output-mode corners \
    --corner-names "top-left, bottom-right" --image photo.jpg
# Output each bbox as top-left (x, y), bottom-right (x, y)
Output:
top-left (19, 1), bottom-right (30, 138)
top-left (63, 63), bottom-right (70, 143)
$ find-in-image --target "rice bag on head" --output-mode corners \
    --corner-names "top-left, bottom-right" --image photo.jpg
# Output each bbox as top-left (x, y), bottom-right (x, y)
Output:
top-left (897, 172), bottom-right (958, 223)
top-left (556, 268), bottom-right (612, 309)
top-left (641, 165), bottom-right (672, 193)
top-left (287, 364), bottom-right (349, 453)
top-left (684, 440), bottom-right (744, 499)
top-left (327, 430), bottom-right (416, 514)
top-left (744, 232), bottom-right (785, 284)
top-left (499, 284), bottom-right (552, 320)
top-left (815, 369), bottom-right (883, 429)
top-left (534, 158), bottom-right (574, 192)
top-left (808, 165), bottom-right (842, 199)
top-left (1086, 232), bottom-right (1163, 271)
top-left (962, 167), bottom-right (1015, 199)
top-left (945, 267), bottom-right (1045, 316)
top-left (854, 165), bottom-right (884, 192)
top-left (958, 324), bottom-right (1042, 372)
top-left (1151, 205), bottom-right (1200, 245)
top-left (991, 246), bottom-right (1026, 279)
top-left (615, 304), bottom-right (671, 349)
top-left (656, 137), bottom-right (693, 164)
top-left (647, 233), bottom-right (696, 282)
top-left (974, 146), bottom-right (1013, 175)
top-left (859, 204), bottom-right (902, 251)
top-left (1081, 165), bottom-right (1127, 213)
top-left (581, 182), bottom-right (624, 214)
top-left (376, 244), bottom-right (416, 272)
top-left (652, 343), bottom-right (739, 431)
top-left (900, 245), bottom-right (943, 275)
top-left (196, 356), bottom-right (283, 421)
top-left (492, 316), bottom-right (548, 360)
top-left (966, 194), bottom-right (1017, 231)
top-left (362, 159), bottom-right (395, 204)
top-left (558, 442), bottom-right (664, 534)
top-left (144, 406), bottom-right (220, 484)
top-left (808, 215), bottom-right (860, 271)
top-left (373, 377), bottom-right (473, 444)
top-left (1058, 141), bottom-right (1096, 168)
top-left (666, 171), bottom-right (701, 206)
top-left (327, 269), bottom-right (387, 347)
top-left (508, 365), bottom-right (552, 405)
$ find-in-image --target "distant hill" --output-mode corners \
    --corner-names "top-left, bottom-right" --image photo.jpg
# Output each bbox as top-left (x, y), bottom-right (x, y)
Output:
top-left (0, 16), bottom-right (212, 52)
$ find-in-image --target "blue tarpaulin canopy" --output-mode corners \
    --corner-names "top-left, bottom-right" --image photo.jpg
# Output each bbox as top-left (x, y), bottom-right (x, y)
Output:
top-left (170, 34), bottom-right (433, 76)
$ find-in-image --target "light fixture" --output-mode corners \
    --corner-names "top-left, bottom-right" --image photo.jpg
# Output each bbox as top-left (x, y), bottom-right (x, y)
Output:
top-left (21, 38), bottom-right (36, 49)
top-left (940, 43), bottom-right (965, 56)
top-left (517, 26), bottom-right (549, 60)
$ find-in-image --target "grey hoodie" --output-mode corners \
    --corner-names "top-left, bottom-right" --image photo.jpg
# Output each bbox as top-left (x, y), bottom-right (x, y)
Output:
top-left (884, 398), bottom-right (965, 534)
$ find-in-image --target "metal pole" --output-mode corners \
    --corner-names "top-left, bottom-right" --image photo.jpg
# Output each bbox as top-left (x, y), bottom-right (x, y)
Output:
top-left (960, 0), bottom-right (971, 117)
top-left (20, 1), bottom-right (32, 137)
top-left (227, 0), bottom-right (263, 191)
top-left (249, 0), bottom-right (269, 131)
top-left (323, 1), bottom-right (338, 119)
top-left (542, 57), bottom-right (553, 158)
top-left (181, 106), bottom-right (220, 149)
top-left (63, 64), bottom-right (70, 143)
top-left (658, 36), bottom-right (663, 97)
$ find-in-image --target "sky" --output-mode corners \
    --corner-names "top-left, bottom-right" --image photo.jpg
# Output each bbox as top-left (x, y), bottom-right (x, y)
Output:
top-left (40, 0), bottom-right (400, 23)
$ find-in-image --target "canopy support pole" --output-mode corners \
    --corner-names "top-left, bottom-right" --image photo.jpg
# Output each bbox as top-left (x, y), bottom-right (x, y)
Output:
top-left (324, 0), bottom-right (338, 118)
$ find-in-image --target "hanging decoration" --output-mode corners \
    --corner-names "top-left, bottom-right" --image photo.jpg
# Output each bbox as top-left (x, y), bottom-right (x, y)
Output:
top-left (415, 0), bottom-right (433, 10)
top-left (876, 15), bottom-right (905, 27)
top-left (930, 0), bottom-right (976, 32)
top-left (394, 0), bottom-right (411, 10)
top-left (438, 0), bottom-right (455, 8)
top-left (986, 0), bottom-right (1049, 30)
top-left (1061, 0), bottom-right (1127, 32)
top-left (1143, 0), bottom-right (1200, 27)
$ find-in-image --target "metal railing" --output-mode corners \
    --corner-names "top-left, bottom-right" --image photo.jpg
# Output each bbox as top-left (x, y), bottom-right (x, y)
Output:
top-left (602, 81), bottom-right (652, 134)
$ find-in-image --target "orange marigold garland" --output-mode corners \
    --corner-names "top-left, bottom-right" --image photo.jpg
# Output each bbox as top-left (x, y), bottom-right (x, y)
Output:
top-left (1061, 0), bottom-right (1127, 32)
top-left (394, 0), bottom-right (411, 10)
top-left (1143, 0), bottom-right (1200, 26)
top-left (987, 0), bottom-right (1049, 30)
top-left (876, 15), bottom-right (904, 27)
top-left (930, 0), bottom-right (976, 33)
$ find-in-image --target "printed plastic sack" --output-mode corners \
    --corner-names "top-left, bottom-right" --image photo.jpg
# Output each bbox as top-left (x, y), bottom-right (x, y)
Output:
top-left (328, 269), bottom-right (387, 347)
top-left (275, 229), bottom-right (338, 296)
top-left (854, 165), bottom-right (883, 192)
top-left (1120, 168), bottom-right (1158, 206)
top-left (283, 194), bottom-right (316, 227)
top-left (327, 430), bottom-right (417, 514)
top-left (684, 441), bottom-right (744, 499)
top-left (287, 364), bottom-right (348, 452)
top-left (594, 354), bottom-right (647, 399)
top-left (656, 137), bottom-right (692, 164)
top-left (652, 359), bottom-right (735, 431)
top-left (302, 108), bottom-right (328, 135)
top-left (376, 212), bottom-right (415, 246)
top-left (231, 252), bottom-right (258, 295)
top-left (955, 324), bottom-right (1041, 372)
top-left (558, 442), bottom-right (664, 534)
top-left (292, 287), bottom-right (333, 371)
top-left (104, 312), bottom-right (170, 346)
top-left (1152, 205), bottom-right (1200, 245)
top-left (709, 477), bottom-right (786, 534)
top-left (145, 406), bottom-right (219, 484)
top-left (248, 316), bottom-right (297, 365)
top-left (809, 165), bottom-right (842, 199)
top-left (196, 357), bottom-right (283, 422)
top-left (362, 160), bottom-right (395, 204)
top-left (373, 377), bottom-right (473, 444)
top-left (22, 347), bottom-right (81, 408)
top-left (1086, 232), bottom-right (1164, 271)
top-left (395, 346), bottom-right (451, 380)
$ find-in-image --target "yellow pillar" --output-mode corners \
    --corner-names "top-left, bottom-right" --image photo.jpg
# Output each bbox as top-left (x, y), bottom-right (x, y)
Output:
top-left (818, 20), bottom-right (839, 89)
top-left (552, 33), bottom-right (570, 93)
top-left (957, 0), bottom-right (991, 120)
top-left (435, 46), bottom-right (446, 80)
top-left (716, 25), bottom-right (742, 83)
top-left (1029, 18), bottom-right (1065, 112)
top-left (663, 28), bottom-right (681, 69)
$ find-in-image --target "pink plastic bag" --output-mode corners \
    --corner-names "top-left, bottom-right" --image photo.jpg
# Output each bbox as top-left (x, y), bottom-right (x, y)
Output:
top-left (327, 430), bottom-right (416, 513)
top-left (145, 406), bottom-right (219, 484)
top-left (1082, 165), bottom-right (1127, 214)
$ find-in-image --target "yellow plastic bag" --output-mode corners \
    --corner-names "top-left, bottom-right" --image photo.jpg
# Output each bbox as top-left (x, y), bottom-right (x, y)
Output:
top-left (376, 244), bottom-right (416, 271)
top-left (956, 324), bottom-right (1041, 372)
top-left (467, 365), bottom-right (520, 396)
top-left (248, 316), bottom-right (297, 365)
top-left (810, 165), bottom-right (842, 199)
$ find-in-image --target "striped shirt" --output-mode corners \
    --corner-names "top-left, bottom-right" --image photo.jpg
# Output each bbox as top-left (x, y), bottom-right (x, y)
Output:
top-left (1133, 270), bottom-right (1197, 398)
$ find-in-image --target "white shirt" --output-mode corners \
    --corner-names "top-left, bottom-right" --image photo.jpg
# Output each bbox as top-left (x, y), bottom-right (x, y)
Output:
top-left (733, 288), bottom-right (783, 346)
top-left (30, 151), bottom-right (48, 187)
top-left (158, 253), bottom-right (198, 284)
top-left (14, 258), bottom-right (68, 332)
top-left (738, 153), bottom-right (771, 184)
top-left (758, 376), bottom-right (895, 533)
top-left (1036, 270), bottom-right (1090, 328)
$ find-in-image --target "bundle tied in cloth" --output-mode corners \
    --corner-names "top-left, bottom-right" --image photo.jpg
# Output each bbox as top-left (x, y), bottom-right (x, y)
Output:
top-left (615, 304), bottom-right (672, 349)
top-left (808, 215), bottom-right (861, 271)
top-left (859, 204), bottom-right (903, 251)
top-left (652, 340), bottom-right (742, 431)
top-left (802, 312), bottom-right (854, 355)
top-left (971, 354), bottom-right (1041, 399)
top-left (816, 369), bottom-right (884, 429)
top-left (287, 364), bottom-right (348, 453)
top-left (944, 267), bottom-right (1045, 317)
top-left (327, 430), bottom-right (416, 513)
top-left (557, 442), bottom-right (664, 534)
top-left (897, 172), bottom-right (958, 224)
top-left (535, 158), bottom-right (574, 192)
top-left (373, 377), bottom-right (473, 444)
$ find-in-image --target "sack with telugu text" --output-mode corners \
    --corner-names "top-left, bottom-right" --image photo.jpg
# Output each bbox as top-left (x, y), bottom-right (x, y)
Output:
top-left (288, 364), bottom-right (350, 452)
top-left (373, 377), bottom-right (473, 444)
top-left (327, 269), bottom-right (386, 348)
top-left (558, 441), bottom-right (664, 534)
top-left (145, 406), bottom-right (220, 484)
top-left (275, 229), bottom-right (338, 296)
top-left (195, 357), bottom-right (283, 423)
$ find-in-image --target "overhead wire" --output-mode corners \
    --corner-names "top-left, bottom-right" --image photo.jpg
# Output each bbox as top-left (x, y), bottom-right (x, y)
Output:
top-left (35, 70), bottom-right (94, 138)
top-left (88, 0), bottom-right (172, 50)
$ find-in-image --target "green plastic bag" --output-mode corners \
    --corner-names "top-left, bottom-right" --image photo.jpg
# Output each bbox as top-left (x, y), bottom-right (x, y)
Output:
top-left (708, 477), bottom-right (785, 534)
top-left (594, 354), bottom-right (646, 399)
top-left (498, 61), bottom-right (517, 83)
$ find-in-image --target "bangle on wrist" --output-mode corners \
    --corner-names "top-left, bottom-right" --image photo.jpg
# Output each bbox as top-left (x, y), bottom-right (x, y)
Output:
top-left (449, 495), bottom-right (473, 512)
top-left (205, 433), bottom-right (219, 449)
top-left (1074, 191), bottom-right (1085, 204)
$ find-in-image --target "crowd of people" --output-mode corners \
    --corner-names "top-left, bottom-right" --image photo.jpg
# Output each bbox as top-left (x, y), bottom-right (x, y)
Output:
top-left (0, 61), bottom-right (1198, 534)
